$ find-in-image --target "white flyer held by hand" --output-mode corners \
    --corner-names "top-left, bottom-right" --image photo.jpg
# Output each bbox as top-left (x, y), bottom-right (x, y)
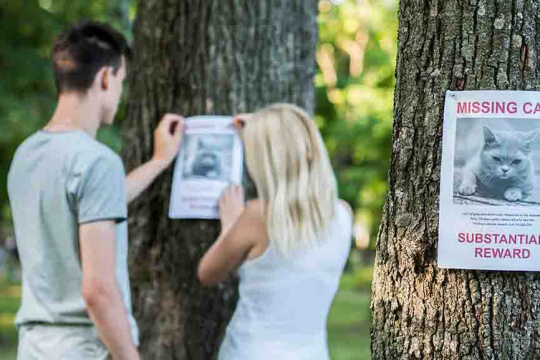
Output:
top-left (439, 90), bottom-right (540, 271)
top-left (169, 116), bottom-right (243, 219)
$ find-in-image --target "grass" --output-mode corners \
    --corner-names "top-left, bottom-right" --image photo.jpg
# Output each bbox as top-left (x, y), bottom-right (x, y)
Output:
top-left (0, 273), bottom-right (370, 360)
top-left (0, 279), bottom-right (20, 360)
top-left (328, 274), bottom-right (371, 360)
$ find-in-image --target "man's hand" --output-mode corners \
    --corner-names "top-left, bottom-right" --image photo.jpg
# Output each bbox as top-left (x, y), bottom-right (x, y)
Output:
top-left (125, 113), bottom-right (184, 204)
top-left (152, 113), bottom-right (184, 169)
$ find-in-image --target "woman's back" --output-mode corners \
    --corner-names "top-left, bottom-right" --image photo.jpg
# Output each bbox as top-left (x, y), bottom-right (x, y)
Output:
top-left (218, 201), bottom-right (352, 360)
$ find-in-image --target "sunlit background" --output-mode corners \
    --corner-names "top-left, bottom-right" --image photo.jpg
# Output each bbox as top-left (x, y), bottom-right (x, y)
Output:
top-left (0, 1), bottom-right (398, 359)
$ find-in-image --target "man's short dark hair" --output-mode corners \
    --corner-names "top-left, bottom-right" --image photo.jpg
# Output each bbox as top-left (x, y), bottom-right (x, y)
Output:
top-left (52, 20), bottom-right (131, 95)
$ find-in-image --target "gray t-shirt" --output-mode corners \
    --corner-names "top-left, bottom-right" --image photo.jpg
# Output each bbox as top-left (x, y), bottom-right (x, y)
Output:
top-left (7, 130), bottom-right (139, 345)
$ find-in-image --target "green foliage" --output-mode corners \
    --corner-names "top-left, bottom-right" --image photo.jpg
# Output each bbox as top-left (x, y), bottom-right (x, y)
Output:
top-left (316, 0), bottom-right (397, 244)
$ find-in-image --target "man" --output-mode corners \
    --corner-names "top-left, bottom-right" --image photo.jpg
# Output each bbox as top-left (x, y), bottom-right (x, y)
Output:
top-left (8, 21), bottom-right (182, 359)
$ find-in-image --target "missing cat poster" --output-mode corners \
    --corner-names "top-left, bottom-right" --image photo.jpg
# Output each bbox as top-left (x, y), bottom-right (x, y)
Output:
top-left (439, 91), bottom-right (540, 271)
top-left (169, 116), bottom-right (243, 219)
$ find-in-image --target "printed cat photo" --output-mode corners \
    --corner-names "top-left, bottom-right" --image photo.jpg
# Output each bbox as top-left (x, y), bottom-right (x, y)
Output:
top-left (181, 134), bottom-right (234, 182)
top-left (191, 140), bottom-right (222, 179)
top-left (455, 125), bottom-right (539, 202)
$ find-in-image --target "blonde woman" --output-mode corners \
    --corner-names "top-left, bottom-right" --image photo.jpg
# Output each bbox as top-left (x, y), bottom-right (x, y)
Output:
top-left (198, 103), bottom-right (353, 360)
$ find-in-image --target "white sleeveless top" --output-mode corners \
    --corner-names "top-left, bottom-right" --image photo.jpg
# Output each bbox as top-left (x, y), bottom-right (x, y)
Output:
top-left (218, 201), bottom-right (352, 360)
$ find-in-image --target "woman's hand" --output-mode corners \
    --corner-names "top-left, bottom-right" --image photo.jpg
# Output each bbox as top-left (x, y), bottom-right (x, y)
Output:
top-left (220, 185), bottom-right (245, 232)
top-left (233, 113), bottom-right (253, 130)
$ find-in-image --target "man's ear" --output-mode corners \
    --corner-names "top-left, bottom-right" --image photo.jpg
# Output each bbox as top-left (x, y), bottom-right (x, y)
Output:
top-left (99, 67), bottom-right (109, 91)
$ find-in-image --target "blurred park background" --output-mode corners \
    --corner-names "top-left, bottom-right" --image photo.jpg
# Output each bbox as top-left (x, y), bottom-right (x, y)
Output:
top-left (0, 0), bottom-right (397, 359)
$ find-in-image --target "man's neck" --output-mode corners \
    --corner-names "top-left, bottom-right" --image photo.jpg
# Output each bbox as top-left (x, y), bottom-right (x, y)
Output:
top-left (45, 92), bottom-right (101, 138)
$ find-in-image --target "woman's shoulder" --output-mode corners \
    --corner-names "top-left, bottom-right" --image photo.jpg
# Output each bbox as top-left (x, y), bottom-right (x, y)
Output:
top-left (242, 199), bottom-right (268, 259)
top-left (337, 199), bottom-right (353, 220)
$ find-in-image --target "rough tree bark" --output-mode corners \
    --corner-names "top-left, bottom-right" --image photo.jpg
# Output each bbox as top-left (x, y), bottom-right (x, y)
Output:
top-left (371, 0), bottom-right (540, 359)
top-left (121, 1), bottom-right (318, 359)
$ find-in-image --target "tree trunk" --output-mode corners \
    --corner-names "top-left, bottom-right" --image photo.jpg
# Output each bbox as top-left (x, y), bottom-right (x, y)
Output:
top-left (121, 1), bottom-right (318, 359)
top-left (371, 0), bottom-right (540, 359)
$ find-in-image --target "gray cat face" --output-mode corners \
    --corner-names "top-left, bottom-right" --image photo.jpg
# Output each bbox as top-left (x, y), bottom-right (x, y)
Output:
top-left (480, 126), bottom-right (538, 180)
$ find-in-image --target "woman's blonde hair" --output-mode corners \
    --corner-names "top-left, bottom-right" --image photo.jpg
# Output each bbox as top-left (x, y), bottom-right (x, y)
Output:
top-left (242, 103), bottom-right (337, 256)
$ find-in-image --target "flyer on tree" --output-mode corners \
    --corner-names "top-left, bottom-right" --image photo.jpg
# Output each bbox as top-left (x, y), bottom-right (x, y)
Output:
top-left (169, 116), bottom-right (243, 219)
top-left (439, 91), bottom-right (540, 271)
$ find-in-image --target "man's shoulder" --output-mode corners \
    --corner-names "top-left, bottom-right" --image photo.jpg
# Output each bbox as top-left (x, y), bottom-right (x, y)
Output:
top-left (70, 138), bottom-right (124, 178)
top-left (32, 131), bottom-right (121, 170)
top-left (11, 131), bottom-right (45, 156)
top-left (10, 131), bottom-right (124, 179)
top-left (15, 131), bottom-right (116, 156)
top-left (76, 135), bottom-right (121, 164)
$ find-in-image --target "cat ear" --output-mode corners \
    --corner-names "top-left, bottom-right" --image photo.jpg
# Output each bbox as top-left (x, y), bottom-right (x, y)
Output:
top-left (523, 129), bottom-right (540, 144)
top-left (521, 129), bottom-right (540, 152)
top-left (483, 126), bottom-right (498, 147)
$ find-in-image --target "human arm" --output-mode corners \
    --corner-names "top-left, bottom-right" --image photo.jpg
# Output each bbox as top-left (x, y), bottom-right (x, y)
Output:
top-left (197, 186), bottom-right (265, 285)
top-left (125, 114), bottom-right (184, 204)
top-left (73, 152), bottom-right (138, 358)
top-left (80, 221), bottom-right (139, 360)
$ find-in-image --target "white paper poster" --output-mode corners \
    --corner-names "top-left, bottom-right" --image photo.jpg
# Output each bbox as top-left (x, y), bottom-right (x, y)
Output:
top-left (169, 116), bottom-right (243, 219)
top-left (439, 91), bottom-right (540, 271)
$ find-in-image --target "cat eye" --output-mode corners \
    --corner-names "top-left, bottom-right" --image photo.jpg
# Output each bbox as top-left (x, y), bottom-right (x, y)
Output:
top-left (512, 159), bottom-right (522, 165)
top-left (492, 156), bottom-right (501, 162)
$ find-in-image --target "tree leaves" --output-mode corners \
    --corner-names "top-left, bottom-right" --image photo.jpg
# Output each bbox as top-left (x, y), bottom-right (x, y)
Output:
top-left (317, 0), bottom-right (397, 243)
